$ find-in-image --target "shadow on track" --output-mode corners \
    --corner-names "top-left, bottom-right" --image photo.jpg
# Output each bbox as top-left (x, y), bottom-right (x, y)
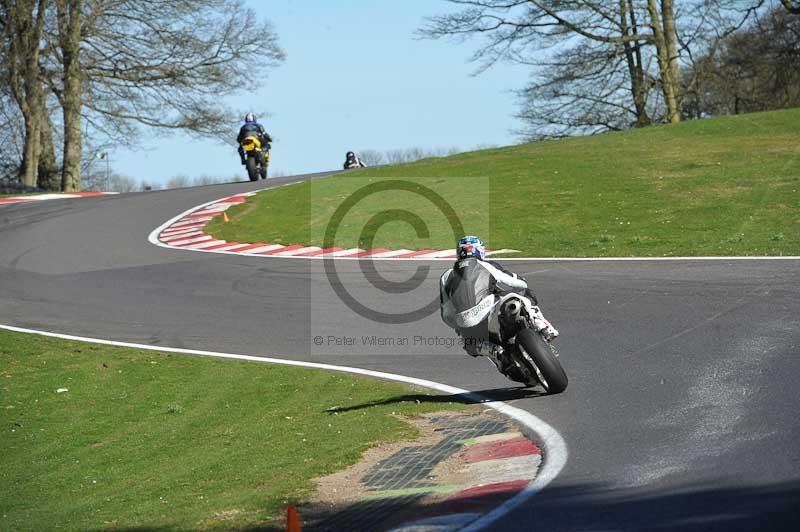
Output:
top-left (324, 386), bottom-right (546, 414)
top-left (226, 479), bottom-right (800, 532)
top-left (502, 480), bottom-right (800, 532)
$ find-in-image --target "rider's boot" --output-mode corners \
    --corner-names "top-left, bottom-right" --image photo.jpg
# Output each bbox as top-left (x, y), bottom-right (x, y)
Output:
top-left (531, 305), bottom-right (559, 340)
top-left (478, 341), bottom-right (514, 374)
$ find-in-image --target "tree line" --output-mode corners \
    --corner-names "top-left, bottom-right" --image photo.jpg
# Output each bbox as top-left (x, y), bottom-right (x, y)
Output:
top-left (356, 144), bottom-right (500, 167)
top-left (421, 0), bottom-right (800, 140)
top-left (1, 0), bottom-right (284, 192)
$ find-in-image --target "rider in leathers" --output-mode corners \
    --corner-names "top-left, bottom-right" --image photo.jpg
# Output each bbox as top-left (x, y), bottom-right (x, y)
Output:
top-left (343, 151), bottom-right (366, 169)
top-left (440, 236), bottom-right (558, 365)
top-left (237, 113), bottom-right (272, 165)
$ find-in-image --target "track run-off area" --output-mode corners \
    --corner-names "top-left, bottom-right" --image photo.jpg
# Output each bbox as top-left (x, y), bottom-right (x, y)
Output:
top-left (2, 173), bottom-right (799, 530)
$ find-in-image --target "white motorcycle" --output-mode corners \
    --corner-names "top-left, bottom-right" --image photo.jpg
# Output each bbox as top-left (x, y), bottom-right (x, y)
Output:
top-left (478, 292), bottom-right (568, 394)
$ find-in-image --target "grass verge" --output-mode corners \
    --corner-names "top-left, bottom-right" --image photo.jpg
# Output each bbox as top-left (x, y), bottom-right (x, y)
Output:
top-left (207, 108), bottom-right (800, 256)
top-left (0, 329), bottom-right (464, 531)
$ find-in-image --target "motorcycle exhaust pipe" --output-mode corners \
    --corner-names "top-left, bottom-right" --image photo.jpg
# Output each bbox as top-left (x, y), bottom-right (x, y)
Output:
top-left (502, 299), bottom-right (523, 323)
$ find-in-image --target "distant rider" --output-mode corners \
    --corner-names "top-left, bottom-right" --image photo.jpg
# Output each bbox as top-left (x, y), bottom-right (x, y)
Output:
top-left (440, 236), bottom-right (559, 362)
top-left (343, 151), bottom-right (366, 169)
top-left (237, 113), bottom-right (272, 165)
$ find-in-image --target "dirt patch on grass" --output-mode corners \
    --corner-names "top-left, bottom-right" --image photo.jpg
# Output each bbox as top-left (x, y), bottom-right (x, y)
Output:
top-left (300, 408), bottom-right (520, 531)
top-left (306, 412), bottom-right (451, 509)
top-left (212, 508), bottom-right (243, 521)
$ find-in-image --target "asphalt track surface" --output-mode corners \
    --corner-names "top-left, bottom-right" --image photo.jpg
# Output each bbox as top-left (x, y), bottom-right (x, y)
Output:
top-left (1, 173), bottom-right (799, 531)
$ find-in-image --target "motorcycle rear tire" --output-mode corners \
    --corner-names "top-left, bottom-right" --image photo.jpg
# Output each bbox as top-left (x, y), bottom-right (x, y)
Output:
top-left (515, 328), bottom-right (568, 394)
top-left (246, 157), bottom-right (258, 182)
top-left (260, 164), bottom-right (268, 180)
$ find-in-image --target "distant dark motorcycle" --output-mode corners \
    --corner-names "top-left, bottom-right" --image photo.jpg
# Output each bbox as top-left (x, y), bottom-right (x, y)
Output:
top-left (343, 151), bottom-right (365, 170)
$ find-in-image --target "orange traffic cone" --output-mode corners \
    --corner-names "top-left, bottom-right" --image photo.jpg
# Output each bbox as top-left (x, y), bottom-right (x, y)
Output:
top-left (223, 211), bottom-right (230, 223)
top-left (286, 504), bottom-right (301, 532)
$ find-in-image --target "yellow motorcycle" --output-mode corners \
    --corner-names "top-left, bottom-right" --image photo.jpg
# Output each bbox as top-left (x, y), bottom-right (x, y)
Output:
top-left (240, 135), bottom-right (269, 181)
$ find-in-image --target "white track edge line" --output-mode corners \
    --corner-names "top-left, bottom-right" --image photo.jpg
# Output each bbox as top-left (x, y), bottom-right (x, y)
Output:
top-left (0, 323), bottom-right (567, 531)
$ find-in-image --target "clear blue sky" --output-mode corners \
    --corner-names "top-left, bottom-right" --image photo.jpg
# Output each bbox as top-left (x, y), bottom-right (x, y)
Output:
top-left (113, 0), bottom-right (530, 185)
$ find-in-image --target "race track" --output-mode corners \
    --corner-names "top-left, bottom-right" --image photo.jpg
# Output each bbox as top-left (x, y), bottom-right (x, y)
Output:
top-left (1, 174), bottom-right (798, 531)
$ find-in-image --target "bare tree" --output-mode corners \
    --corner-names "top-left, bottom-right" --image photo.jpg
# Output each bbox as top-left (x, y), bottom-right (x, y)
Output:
top-left (3, 0), bottom-right (284, 191)
top-left (109, 174), bottom-right (136, 193)
top-left (54, 0), bottom-right (82, 191)
top-left (357, 149), bottom-right (385, 166)
top-left (0, 32), bottom-right (58, 191)
top-left (405, 146), bottom-right (427, 161)
top-left (361, 146), bottom-right (465, 165)
top-left (780, 0), bottom-right (799, 13)
top-left (192, 175), bottom-right (227, 186)
top-left (53, 0), bottom-right (285, 191)
top-left (1, 0), bottom-right (49, 187)
top-left (138, 179), bottom-right (161, 192)
top-left (683, 6), bottom-right (800, 116)
top-left (73, 1), bottom-right (284, 139)
top-left (0, 82), bottom-right (24, 181)
top-left (647, 0), bottom-right (682, 122)
top-left (621, 0), bottom-right (652, 127)
top-left (6, 86), bottom-right (59, 191)
top-left (36, 107), bottom-right (59, 189)
top-left (515, 37), bottom-right (657, 139)
top-left (83, 169), bottom-right (134, 192)
top-left (421, 0), bottom-right (689, 136)
top-left (740, 0), bottom-right (800, 16)
top-left (166, 175), bottom-right (190, 189)
top-left (385, 148), bottom-right (410, 164)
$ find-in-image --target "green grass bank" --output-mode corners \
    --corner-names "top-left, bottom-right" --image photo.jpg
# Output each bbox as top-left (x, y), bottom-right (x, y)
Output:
top-left (0, 329), bottom-right (463, 530)
top-left (207, 109), bottom-right (800, 256)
